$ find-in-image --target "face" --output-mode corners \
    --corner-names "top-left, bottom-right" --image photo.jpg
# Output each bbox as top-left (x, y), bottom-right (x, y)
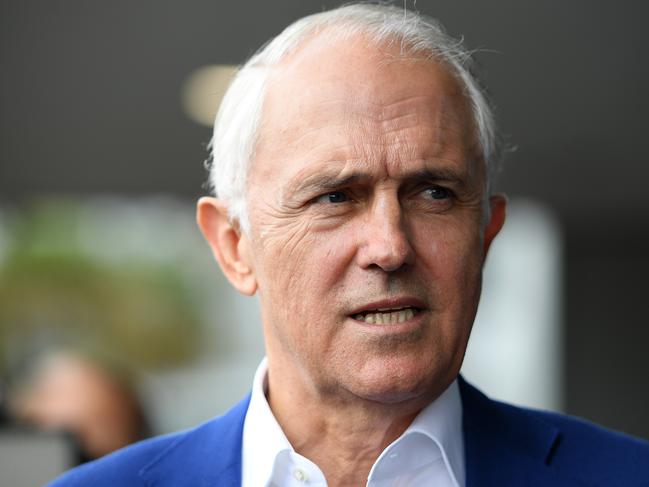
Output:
top-left (237, 35), bottom-right (505, 404)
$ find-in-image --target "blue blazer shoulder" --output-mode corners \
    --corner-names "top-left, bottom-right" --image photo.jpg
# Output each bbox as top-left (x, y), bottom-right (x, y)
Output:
top-left (46, 394), bottom-right (249, 487)
top-left (459, 377), bottom-right (649, 486)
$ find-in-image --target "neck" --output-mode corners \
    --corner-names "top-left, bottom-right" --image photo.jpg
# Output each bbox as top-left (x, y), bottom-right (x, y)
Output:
top-left (266, 361), bottom-right (432, 487)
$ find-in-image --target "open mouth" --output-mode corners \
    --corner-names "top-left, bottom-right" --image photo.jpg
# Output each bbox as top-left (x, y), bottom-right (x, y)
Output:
top-left (352, 306), bottom-right (421, 325)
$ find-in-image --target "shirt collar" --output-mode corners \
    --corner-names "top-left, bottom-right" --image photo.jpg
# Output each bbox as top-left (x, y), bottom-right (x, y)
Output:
top-left (241, 357), bottom-right (292, 487)
top-left (387, 379), bottom-right (465, 486)
top-left (242, 357), bottom-right (465, 487)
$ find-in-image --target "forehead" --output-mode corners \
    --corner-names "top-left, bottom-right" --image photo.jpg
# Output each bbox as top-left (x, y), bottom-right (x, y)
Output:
top-left (252, 32), bottom-right (478, 184)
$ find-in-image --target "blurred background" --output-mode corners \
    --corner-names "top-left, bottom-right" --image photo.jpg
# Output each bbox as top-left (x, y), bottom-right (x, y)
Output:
top-left (1, 0), bottom-right (648, 483)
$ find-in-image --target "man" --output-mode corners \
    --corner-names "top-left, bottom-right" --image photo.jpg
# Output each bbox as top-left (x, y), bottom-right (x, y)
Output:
top-left (50, 3), bottom-right (649, 486)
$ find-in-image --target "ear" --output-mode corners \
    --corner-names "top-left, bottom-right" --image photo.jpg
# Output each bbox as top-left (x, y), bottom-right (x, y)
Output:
top-left (483, 194), bottom-right (507, 256)
top-left (196, 197), bottom-right (257, 296)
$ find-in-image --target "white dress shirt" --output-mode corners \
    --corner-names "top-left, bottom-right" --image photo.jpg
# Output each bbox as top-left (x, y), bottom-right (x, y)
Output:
top-left (241, 358), bottom-right (465, 487)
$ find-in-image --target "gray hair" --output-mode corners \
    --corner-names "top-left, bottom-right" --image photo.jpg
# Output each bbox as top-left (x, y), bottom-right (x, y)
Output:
top-left (206, 3), bottom-right (502, 232)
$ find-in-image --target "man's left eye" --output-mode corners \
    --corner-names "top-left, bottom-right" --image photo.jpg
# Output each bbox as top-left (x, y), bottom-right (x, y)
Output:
top-left (423, 186), bottom-right (452, 200)
top-left (316, 191), bottom-right (348, 203)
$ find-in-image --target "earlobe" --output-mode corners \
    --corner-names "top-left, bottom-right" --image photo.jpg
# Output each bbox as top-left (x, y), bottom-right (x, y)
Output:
top-left (483, 194), bottom-right (507, 256)
top-left (196, 197), bottom-right (258, 296)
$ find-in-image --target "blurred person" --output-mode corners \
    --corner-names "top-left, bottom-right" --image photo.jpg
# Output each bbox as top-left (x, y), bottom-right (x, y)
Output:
top-left (50, 3), bottom-right (648, 486)
top-left (9, 351), bottom-right (149, 463)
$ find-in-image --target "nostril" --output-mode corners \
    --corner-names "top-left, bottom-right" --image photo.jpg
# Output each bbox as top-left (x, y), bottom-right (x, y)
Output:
top-left (357, 235), bottom-right (414, 271)
top-left (372, 258), bottom-right (408, 273)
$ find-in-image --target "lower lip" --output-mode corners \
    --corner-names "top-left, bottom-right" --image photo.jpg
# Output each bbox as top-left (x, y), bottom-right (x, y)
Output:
top-left (347, 310), bottom-right (426, 334)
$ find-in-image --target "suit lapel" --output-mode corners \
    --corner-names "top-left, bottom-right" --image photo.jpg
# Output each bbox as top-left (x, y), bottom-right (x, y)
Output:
top-left (140, 394), bottom-right (250, 487)
top-left (459, 378), bottom-right (592, 487)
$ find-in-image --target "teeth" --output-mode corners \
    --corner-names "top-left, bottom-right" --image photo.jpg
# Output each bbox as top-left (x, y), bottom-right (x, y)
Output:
top-left (354, 308), bottom-right (416, 325)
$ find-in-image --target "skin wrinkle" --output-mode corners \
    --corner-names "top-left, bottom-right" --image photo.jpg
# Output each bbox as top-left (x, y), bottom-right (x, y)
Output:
top-left (255, 208), bottom-right (313, 256)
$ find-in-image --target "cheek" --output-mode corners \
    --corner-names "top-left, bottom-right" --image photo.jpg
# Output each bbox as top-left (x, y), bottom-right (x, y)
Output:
top-left (254, 222), bottom-right (358, 366)
top-left (439, 210), bottom-right (483, 256)
top-left (415, 216), bottom-right (484, 302)
top-left (254, 220), bottom-right (355, 313)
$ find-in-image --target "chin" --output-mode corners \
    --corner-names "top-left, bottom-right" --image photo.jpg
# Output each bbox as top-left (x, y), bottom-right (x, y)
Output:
top-left (349, 358), bottom-right (455, 406)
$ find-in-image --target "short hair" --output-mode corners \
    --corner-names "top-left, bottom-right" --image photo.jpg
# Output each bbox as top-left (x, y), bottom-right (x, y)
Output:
top-left (206, 3), bottom-right (502, 232)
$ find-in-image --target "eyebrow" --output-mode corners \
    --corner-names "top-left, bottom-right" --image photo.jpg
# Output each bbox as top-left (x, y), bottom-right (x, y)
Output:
top-left (405, 168), bottom-right (466, 184)
top-left (292, 172), bottom-right (368, 194)
top-left (290, 165), bottom-right (468, 196)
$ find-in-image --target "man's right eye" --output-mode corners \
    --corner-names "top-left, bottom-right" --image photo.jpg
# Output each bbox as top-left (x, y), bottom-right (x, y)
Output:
top-left (315, 191), bottom-right (349, 203)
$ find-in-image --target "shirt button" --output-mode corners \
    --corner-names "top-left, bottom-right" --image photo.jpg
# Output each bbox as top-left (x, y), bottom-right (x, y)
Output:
top-left (293, 468), bottom-right (308, 482)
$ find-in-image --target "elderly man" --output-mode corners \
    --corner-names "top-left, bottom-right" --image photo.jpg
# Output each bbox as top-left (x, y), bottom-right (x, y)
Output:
top-left (51, 3), bottom-right (648, 487)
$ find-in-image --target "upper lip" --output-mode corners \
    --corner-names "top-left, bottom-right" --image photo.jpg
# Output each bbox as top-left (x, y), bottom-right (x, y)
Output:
top-left (349, 297), bottom-right (427, 315)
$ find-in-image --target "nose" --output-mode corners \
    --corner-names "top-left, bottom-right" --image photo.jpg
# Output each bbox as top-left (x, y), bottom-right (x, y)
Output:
top-left (355, 194), bottom-right (415, 272)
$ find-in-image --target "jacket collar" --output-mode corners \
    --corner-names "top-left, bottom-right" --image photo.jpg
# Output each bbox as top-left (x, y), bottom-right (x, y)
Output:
top-left (459, 377), bottom-right (591, 487)
top-left (139, 394), bottom-right (250, 487)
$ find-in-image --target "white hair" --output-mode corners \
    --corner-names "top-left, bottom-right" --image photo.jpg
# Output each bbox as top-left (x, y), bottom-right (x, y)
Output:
top-left (206, 3), bottom-right (502, 232)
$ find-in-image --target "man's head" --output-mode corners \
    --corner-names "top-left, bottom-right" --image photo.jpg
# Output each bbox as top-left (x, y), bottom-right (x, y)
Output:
top-left (198, 3), bottom-right (506, 406)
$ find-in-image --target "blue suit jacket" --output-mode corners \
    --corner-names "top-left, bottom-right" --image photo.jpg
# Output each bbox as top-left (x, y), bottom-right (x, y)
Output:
top-left (48, 378), bottom-right (649, 486)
